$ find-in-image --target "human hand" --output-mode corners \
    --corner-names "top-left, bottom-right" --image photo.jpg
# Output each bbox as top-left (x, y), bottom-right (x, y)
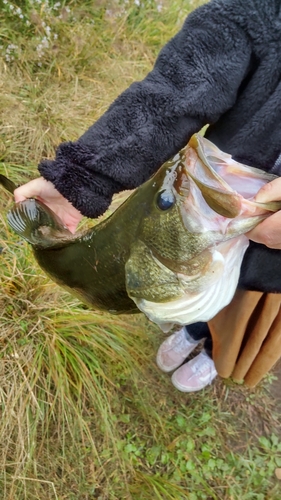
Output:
top-left (246, 177), bottom-right (281, 249)
top-left (14, 177), bottom-right (83, 234)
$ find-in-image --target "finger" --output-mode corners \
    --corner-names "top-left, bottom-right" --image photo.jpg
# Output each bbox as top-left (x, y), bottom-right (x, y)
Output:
top-left (67, 221), bottom-right (79, 234)
top-left (14, 178), bottom-right (45, 202)
top-left (14, 186), bottom-right (29, 202)
top-left (64, 212), bottom-right (83, 234)
top-left (254, 177), bottom-right (281, 203)
top-left (247, 211), bottom-right (281, 249)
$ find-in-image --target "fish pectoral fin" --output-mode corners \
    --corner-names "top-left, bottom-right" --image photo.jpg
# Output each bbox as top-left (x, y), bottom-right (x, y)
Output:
top-left (125, 241), bottom-right (183, 302)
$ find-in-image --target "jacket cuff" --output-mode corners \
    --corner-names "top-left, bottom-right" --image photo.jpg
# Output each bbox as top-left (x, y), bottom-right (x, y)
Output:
top-left (38, 141), bottom-right (124, 218)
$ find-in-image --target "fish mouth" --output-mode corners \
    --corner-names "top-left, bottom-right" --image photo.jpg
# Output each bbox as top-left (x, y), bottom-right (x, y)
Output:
top-left (175, 134), bottom-right (281, 219)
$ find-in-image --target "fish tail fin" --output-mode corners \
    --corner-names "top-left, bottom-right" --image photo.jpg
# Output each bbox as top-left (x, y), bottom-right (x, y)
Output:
top-left (7, 199), bottom-right (72, 247)
top-left (0, 174), bottom-right (17, 194)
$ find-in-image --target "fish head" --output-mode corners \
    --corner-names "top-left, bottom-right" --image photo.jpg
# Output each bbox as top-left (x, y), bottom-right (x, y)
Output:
top-left (135, 133), bottom-right (281, 259)
top-left (126, 134), bottom-right (281, 329)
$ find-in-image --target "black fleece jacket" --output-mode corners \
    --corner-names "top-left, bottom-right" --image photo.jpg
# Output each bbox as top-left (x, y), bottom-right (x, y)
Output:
top-left (39, 0), bottom-right (281, 292)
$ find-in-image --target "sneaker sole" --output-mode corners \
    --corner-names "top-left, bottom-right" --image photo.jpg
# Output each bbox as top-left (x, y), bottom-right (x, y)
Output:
top-left (171, 371), bottom-right (217, 392)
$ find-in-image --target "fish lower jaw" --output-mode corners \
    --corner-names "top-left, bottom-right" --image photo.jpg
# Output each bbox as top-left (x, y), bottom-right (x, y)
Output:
top-left (134, 266), bottom-right (239, 332)
top-left (132, 235), bottom-right (249, 332)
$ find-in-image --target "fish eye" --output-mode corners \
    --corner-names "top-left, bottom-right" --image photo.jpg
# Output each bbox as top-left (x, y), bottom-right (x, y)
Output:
top-left (156, 190), bottom-right (176, 210)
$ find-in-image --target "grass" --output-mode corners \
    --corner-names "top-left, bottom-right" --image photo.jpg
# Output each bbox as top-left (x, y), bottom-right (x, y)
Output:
top-left (0, 1), bottom-right (281, 499)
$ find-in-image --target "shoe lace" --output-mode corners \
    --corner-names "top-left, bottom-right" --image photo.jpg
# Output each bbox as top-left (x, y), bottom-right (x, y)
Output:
top-left (193, 357), bottom-right (213, 375)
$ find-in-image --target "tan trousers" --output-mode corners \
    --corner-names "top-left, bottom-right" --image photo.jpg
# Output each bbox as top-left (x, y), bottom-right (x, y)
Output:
top-left (208, 290), bottom-right (281, 387)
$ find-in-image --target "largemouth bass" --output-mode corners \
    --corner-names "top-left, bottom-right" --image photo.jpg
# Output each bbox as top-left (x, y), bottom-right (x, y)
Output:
top-left (1, 134), bottom-right (280, 332)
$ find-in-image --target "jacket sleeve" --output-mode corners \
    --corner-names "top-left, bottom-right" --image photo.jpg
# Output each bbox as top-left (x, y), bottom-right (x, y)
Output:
top-left (38, 0), bottom-right (252, 218)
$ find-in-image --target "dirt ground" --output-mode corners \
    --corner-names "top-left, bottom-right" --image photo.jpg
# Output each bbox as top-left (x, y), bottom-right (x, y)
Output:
top-left (269, 360), bottom-right (281, 404)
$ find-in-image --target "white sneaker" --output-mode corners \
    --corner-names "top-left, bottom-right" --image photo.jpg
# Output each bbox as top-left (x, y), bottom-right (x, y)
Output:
top-left (156, 328), bottom-right (200, 373)
top-left (171, 351), bottom-right (217, 392)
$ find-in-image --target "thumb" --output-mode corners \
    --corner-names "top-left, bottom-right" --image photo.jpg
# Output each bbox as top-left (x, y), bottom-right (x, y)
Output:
top-left (254, 177), bottom-right (281, 203)
top-left (14, 177), bottom-right (50, 202)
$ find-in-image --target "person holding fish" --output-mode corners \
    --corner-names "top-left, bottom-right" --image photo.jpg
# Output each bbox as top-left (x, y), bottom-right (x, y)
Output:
top-left (13, 0), bottom-right (281, 392)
